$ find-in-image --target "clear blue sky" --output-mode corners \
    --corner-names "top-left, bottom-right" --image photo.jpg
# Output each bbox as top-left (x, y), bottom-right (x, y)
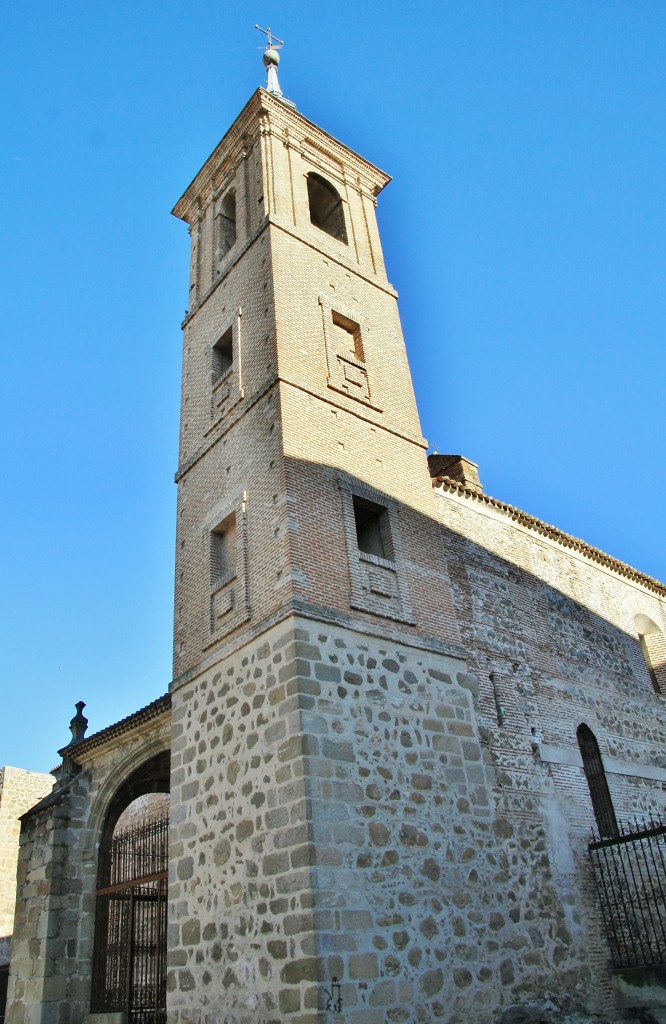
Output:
top-left (2, 2), bottom-right (665, 772)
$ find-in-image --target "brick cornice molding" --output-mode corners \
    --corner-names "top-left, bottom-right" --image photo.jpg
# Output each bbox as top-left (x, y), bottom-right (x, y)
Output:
top-left (433, 474), bottom-right (666, 598)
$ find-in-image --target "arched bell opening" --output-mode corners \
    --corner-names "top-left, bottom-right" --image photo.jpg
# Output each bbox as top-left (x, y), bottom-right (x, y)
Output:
top-left (307, 172), bottom-right (348, 243)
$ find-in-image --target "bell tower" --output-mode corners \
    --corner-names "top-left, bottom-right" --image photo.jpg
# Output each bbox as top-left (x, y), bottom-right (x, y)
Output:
top-left (167, 42), bottom-right (466, 1024)
top-left (171, 50), bottom-right (458, 687)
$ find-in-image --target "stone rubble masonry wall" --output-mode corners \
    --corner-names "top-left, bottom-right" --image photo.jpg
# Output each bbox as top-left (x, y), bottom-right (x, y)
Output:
top-left (6, 714), bottom-right (170, 1024)
top-left (167, 606), bottom-right (630, 1024)
top-left (0, 768), bottom-right (53, 966)
top-left (432, 484), bottom-right (666, 1017)
top-left (169, 616), bottom-right (316, 1024)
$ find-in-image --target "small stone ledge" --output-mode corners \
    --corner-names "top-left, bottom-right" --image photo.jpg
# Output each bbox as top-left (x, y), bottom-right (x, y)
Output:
top-left (613, 965), bottom-right (666, 1012)
top-left (84, 1014), bottom-right (126, 1024)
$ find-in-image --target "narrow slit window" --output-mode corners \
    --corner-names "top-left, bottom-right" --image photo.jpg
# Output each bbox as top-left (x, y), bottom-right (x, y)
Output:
top-left (211, 515), bottom-right (236, 589)
top-left (353, 497), bottom-right (389, 559)
top-left (307, 173), bottom-right (348, 244)
top-left (217, 191), bottom-right (236, 258)
top-left (577, 724), bottom-right (618, 839)
top-left (212, 327), bottom-right (233, 384)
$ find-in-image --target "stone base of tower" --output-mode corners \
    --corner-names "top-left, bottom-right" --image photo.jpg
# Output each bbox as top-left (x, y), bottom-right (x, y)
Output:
top-left (167, 614), bottom-right (616, 1024)
top-left (168, 614), bottom-right (468, 1022)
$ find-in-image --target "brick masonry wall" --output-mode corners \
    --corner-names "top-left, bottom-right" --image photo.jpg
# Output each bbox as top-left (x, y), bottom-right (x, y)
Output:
top-left (171, 88), bottom-right (447, 690)
top-left (0, 768), bottom-right (53, 965)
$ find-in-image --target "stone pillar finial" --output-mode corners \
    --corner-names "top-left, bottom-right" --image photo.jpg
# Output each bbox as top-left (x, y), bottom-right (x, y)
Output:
top-left (69, 701), bottom-right (88, 745)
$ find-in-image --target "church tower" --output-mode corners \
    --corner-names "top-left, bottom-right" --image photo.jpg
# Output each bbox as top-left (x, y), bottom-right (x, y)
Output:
top-left (167, 46), bottom-right (471, 1023)
top-left (170, 56), bottom-right (460, 685)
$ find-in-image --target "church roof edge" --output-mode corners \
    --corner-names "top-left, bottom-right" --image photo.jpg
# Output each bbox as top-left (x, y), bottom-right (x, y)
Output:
top-left (434, 475), bottom-right (666, 597)
top-left (57, 692), bottom-right (171, 760)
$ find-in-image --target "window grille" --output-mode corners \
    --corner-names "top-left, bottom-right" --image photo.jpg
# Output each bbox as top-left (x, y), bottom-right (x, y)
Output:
top-left (588, 815), bottom-right (666, 968)
top-left (577, 723), bottom-right (618, 839)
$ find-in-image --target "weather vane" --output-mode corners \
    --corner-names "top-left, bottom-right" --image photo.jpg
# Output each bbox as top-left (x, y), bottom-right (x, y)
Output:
top-left (254, 25), bottom-right (296, 108)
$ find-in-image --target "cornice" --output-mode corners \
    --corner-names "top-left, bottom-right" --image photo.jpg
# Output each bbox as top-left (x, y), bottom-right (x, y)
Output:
top-left (433, 475), bottom-right (666, 598)
top-left (172, 89), bottom-right (391, 224)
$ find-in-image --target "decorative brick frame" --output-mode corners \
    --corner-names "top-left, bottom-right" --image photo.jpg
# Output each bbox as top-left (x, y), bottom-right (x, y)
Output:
top-left (207, 306), bottom-right (245, 429)
top-left (204, 490), bottom-right (250, 644)
top-left (318, 295), bottom-right (383, 412)
top-left (339, 477), bottom-right (414, 624)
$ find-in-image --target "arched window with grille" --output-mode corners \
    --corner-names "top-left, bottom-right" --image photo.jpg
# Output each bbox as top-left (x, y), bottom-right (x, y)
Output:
top-left (91, 752), bottom-right (170, 1024)
top-left (577, 724), bottom-right (618, 839)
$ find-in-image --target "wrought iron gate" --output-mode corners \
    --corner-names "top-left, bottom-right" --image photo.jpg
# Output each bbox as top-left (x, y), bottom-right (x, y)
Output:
top-left (588, 815), bottom-right (666, 969)
top-left (92, 815), bottom-right (168, 1024)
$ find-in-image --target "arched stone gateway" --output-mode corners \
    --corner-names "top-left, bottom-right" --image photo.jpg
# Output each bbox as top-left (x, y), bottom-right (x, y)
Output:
top-left (91, 753), bottom-right (169, 1024)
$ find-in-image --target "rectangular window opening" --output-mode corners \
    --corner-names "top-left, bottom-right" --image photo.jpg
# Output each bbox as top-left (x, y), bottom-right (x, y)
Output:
top-left (210, 514), bottom-right (236, 590)
top-left (353, 496), bottom-right (389, 559)
top-left (332, 311), bottom-right (364, 362)
top-left (212, 328), bottom-right (233, 384)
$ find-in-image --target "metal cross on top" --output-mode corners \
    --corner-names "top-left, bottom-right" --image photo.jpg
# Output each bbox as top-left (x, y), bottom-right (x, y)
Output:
top-left (254, 25), bottom-right (285, 52)
top-left (254, 24), bottom-right (296, 109)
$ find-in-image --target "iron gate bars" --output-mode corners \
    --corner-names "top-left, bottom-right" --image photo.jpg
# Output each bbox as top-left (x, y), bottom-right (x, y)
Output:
top-left (91, 814), bottom-right (168, 1024)
top-left (588, 815), bottom-right (666, 969)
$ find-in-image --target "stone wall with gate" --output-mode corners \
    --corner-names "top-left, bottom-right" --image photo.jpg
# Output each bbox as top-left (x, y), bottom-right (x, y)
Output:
top-left (6, 708), bottom-right (170, 1024)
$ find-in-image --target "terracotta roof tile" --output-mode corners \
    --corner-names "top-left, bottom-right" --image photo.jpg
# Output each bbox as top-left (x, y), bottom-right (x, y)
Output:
top-left (59, 693), bottom-right (171, 759)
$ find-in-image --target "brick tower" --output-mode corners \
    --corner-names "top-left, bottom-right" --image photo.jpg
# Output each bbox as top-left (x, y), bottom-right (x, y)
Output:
top-left (167, 65), bottom-right (472, 1023)
top-left (170, 89), bottom-right (461, 680)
